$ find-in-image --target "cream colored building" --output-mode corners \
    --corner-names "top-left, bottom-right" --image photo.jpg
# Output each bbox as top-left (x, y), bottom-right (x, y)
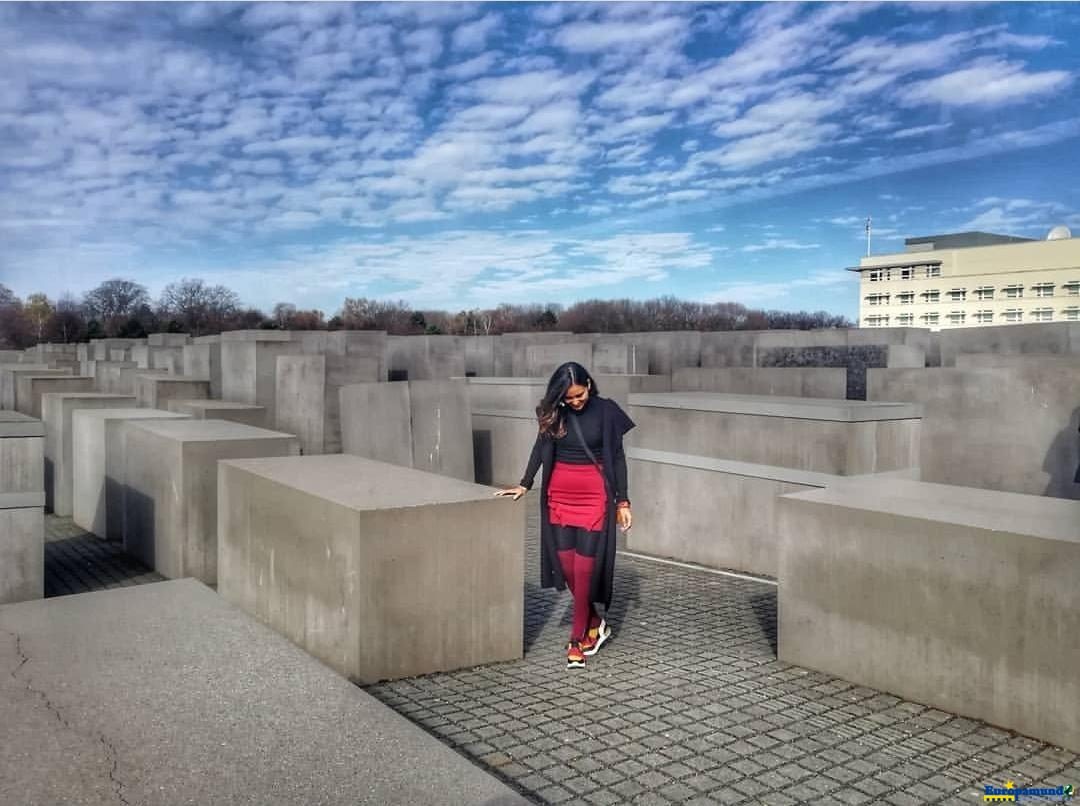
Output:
top-left (851, 229), bottom-right (1080, 330)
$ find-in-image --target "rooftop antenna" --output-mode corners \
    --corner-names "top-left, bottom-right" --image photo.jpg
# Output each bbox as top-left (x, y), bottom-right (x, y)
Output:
top-left (865, 215), bottom-right (872, 256)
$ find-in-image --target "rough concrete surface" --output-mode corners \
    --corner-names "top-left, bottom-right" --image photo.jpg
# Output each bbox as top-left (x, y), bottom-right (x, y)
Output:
top-left (0, 579), bottom-right (527, 806)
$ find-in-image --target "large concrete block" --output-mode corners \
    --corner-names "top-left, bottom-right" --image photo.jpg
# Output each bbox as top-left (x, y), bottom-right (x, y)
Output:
top-left (1, 366), bottom-right (67, 411)
top-left (0, 492), bottom-right (44, 604)
top-left (386, 335), bottom-right (466, 380)
top-left (778, 477), bottom-right (1080, 752)
top-left (114, 366), bottom-right (166, 396)
top-left (939, 321), bottom-right (1079, 366)
top-left (464, 335), bottom-right (496, 376)
top-left (149, 346), bottom-right (184, 374)
top-left (218, 454), bottom-right (525, 683)
top-left (182, 337), bottom-right (222, 398)
top-left (16, 375), bottom-right (93, 418)
top-left (220, 331), bottom-right (307, 425)
top-left (123, 419), bottom-right (299, 583)
top-left (524, 342), bottom-right (592, 377)
top-left (591, 338), bottom-right (650, 374)
top-left (135, 375), bottom-right (210, 409)
top-left (0, 411), bottom-right (44, 495)
top-left (503, 331), bottom-right (576, 376)
top-left (628, 392), bottom-right (921, 475)
top-left (471, 409), bottom-right (537, 486)
top-left (868, 365), bottom-right (1080, 499)
top-left (147, 332), bottom-right (191, 347)
top-left (166, 399), bottom-right (267, 427)
top-left (465, 377), bottom-right (546, 413)
top-left (40, 392), bottom-right (135, 516)
top-left (0, 579), bottom-right (528, 806)
top-left (91, 360), bottom-right (137, 393)
top-left (628, 448), bottom-right (833, 576)
top-left (594, 374), bottom-right (672, 409)
top-left (90, 338), bottom-right (137, 361)
top-left (71, 408), bottom-right (190, 540)
top-left (275, 352), bottom-right (380, 455)
top-left (671, 367), bottom-right (847, 399)
top-left (340, 380), bottom-right (474, 481)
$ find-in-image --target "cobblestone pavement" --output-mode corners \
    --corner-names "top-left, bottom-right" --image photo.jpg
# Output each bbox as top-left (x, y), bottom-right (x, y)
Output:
top-left (44, 515), bottom-right (164, 596)
top-left (43, 512), bottom-right (1078, 805)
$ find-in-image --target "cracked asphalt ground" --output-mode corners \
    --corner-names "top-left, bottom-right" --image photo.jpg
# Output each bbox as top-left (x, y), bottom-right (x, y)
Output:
top-left (34, 512), bottom-right (1080, 804)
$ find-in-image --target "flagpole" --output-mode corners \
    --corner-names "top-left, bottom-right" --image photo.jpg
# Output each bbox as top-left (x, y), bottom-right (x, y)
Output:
top-left (865, 216), bottom-right (872, 257)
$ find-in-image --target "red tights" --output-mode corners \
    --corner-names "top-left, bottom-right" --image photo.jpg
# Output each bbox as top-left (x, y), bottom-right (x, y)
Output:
top-left (557, 549), bottom-right (602, 641)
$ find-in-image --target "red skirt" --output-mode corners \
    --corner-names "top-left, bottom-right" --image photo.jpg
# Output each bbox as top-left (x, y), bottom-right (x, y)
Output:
top-left (548, 461), bottom-right (607, 532)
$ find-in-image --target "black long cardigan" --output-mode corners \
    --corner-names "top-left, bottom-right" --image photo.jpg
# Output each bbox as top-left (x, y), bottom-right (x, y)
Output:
top-left (519, 396), bottom-right (636, 609)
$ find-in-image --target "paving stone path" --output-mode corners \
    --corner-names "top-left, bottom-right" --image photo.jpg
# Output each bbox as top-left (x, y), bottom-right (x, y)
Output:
top-left (43, 511), bottom-right (1078, 805)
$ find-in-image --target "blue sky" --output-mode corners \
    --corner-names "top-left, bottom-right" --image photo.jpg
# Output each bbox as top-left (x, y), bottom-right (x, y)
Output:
top-left (2, 2), bottom-right (1079, 320)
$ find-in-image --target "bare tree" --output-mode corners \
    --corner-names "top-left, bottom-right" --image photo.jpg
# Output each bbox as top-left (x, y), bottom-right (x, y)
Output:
top-left (159, 277), bottom-right (240, 336)
top-left (23, 293), bottom-right (53, 342)
top-left (48, 295), bottom-right (87, 343)
top-left (83, 279), bottom-right (150, 336)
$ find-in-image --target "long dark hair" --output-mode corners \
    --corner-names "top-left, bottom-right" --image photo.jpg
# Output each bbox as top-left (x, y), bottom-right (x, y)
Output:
top-left (536, 361), bottom-right (599, 438)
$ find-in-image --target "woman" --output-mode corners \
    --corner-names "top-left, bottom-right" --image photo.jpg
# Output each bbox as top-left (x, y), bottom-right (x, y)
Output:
top-left (495, 362), bottom-right (635, 669)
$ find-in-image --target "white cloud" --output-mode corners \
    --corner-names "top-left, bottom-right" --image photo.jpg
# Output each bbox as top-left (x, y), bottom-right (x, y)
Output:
top-left (451, 15), bottom-right (500, 52)
top-left (900, 59), bottom-right (1072, 108)
top-left (889, 123), bottom-right (952, 140)
top-left (552, 16), bottom-right (689, 54)
top-left (741, 239), bottom-right (821, 253)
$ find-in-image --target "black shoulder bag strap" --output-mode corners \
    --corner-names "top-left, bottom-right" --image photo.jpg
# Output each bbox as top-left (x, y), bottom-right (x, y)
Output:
top-left (568, 412), bottom-right (612, 501)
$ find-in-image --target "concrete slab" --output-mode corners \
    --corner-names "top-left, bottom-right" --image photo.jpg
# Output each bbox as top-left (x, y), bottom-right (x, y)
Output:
top-left (166, 399), bottom-right (267, 427)
top-left (629, 393), bottom-right (922, 475)
top-left (1, 366), bottom-right (68, 411)
top-left (524, 341), bottom-right (592, 377)
top-left (628, 447), bottom-right (835, 577)
top-left (124, 419), bottom-right (299, 583)
top-left (0, 579), bottom-right (528, 806)
top-left (0, 412), bottom-right (44, 497)
top-left (218, 454), bottom-right (524, 683)
top-left (147, 332), bottom-right (190, 347)
top-left (275, 351), bottom-right (381, 454)
top-left (90, 361), bottom-right (137, 393)
top-left (386, 335), bottom-right (466, 380)
top-left (71, 408), bottom-right (191, 540)
top-left (471, 409), bottom-right (536, 486)
top-left (868, 365), bottom-right (1080, 499)
top-left (778, 477), bottom-right (1080, 752)
top-left (16, 375), bottom-right (93, 418)
top-left (134, 375), bottom-right (209, 409)
top-left (0, 491), bottom-right (44, 604)
top-left (40, 393), bottom-right (135, 516)
top-left (182, 338), bottom-right (221, 398)
top-left (340, 380), bottom-right (475, 481)
top-left (672, 367), bottom-right (847, 399)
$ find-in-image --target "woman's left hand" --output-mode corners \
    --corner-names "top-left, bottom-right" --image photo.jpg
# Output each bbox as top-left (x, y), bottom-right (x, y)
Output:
top-left (616, 506), bottom-right (632, 532)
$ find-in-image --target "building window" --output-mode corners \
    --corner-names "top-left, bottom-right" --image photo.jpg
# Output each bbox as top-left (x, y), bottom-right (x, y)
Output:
top-left (1004, 308), bottom-right (1023, 323)
top-left (899, 267), bottom-right (915, 280)
top-left (897, 313), bottom-right (914, 326)
top-left (1032, 308), bottom-right (1053, 322)
top-left (947, 311), bottom-right (966, 325)
top-left (897, 292), bottom-right (915, 305)
top-left (921, 312), bottom-right (940, 326)
top-left (974, 310), bottom-right (993, 324)
top-left (1063, 307), bottom-right (1080, 321)
top-left (1003, 284), bottom-right (1024, 299)
top-left (974, 286), bottom-right (994, 301)
top-left (926, 265), bottom-right (941, 278)
top-left (1064, 281), bottom-right (1080, 296)
top-left (921, 290), bottom-right (940, 303)
top-left (868, 269), bottom-right (891, 282)
top-left (866, 293), bottom-right (889, 306)
top-left (864, 315), bottom-right (889, 327)
top-left (1032, 283), bottom-right (1055, 298)
top-left (947, 288), bottom-right (966, 302)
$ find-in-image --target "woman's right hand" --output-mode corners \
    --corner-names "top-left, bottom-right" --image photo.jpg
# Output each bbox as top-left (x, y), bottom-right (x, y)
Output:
top-left (494, 485), bottom-right (527, 501)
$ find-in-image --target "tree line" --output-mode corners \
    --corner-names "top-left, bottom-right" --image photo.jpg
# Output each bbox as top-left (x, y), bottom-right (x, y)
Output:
top-left (0, 278), bottom-right (852, 348)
